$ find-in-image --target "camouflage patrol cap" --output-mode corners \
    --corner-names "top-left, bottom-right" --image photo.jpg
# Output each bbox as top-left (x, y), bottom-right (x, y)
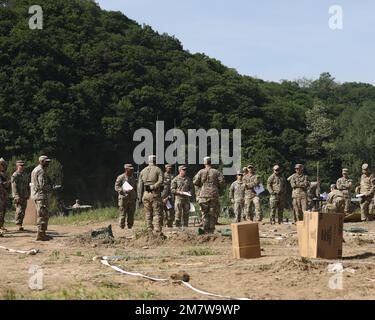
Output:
top-left (330, 184), bottom-right (336, 189)
top-left (0, 158), bottom-right (6, 165)
top-left (247, 164), bottom-right (255, 169)
top-left (179, 165), bottom-right (187, 171)
top-left (124, 164), bottom-right (134, 169)
top-left (39, 155), bottom-right (51, 162)
top-left (165, 164), bottom-right (173, 169)
top-left (273, 165), bottom-right (280, 170)
top-left (148, 155), bottom-right (156, 163)
top-left (242, 166), bottom-right (248, 172)
top-left (295, 164), bottom-right (304, 169)
top-left (362, 163), bottom-right (369, 170)
top-left (342, 168), bottom-right (349, 173)
top-left (237, 171), bottom-right (243, 176)
top-left (203, 156), bottom-right (211, 164)
top-left (16, 160), bottom-right (25, 165)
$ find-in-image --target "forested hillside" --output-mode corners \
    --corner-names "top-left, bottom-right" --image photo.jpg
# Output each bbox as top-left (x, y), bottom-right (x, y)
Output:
top-left (1, 0), bottom-right (375, 205)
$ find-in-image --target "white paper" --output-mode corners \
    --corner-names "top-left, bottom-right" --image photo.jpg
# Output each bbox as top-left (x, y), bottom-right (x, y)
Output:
top-left (255, 184), bottom-right (265, 195)
top-left (122, 181), bottom-right (133, 192)
top-left (181, 191), bottom-right (192, 197)
top-left (356, 194), bottom-right (364, 198)
top-left (166, 200), bottom-right (173, 209)
top-left (189, 202), bottom-right (196, 213)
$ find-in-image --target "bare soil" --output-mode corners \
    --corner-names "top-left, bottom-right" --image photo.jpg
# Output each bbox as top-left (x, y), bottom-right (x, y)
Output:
top-left (0, 219), bottom-right (374, 300)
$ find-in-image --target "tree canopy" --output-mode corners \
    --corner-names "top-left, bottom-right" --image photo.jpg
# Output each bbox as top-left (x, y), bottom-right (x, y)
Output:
top-left (1, 0), bottom-right (375, 205)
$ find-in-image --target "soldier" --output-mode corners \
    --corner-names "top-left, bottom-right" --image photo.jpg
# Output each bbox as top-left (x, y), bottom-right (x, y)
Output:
top-left (0, 158), bottom-right (10, 236)
top-left (336, 168), bottom-right (353, 215)
top-left (115, 164), bottom-right (137, 230)
top-left (11, 160), bottom-right (30, 231)
top-left (171, 165), bottom-right (195, 228)
top-left (30, 156), bottom-right (53, 241)
top-left (289, 164), bottom-right (310, 222)
top-left (193, 157), bottom-right (225, 234)
top-left (325, 184), bottom-right (345, 214)
top-left (138, 155), bottom-right (164, 235)
top-left (356, 163), bottom-right (375, 222)
top-left (229, 171), bottom-right (245, 223)
top-left (243, 164), bottom-right (263, 222)
top-left (267, 165), bottom-right (286, 224)
top-left (161, 164), bottom-right (175, 228)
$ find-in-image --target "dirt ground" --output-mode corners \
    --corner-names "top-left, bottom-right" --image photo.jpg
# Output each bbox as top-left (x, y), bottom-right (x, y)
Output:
top-left (0, 217), bottom-right (374, 300)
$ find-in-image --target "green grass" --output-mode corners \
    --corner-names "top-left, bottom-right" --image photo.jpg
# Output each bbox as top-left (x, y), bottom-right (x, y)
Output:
top-left (49, 207), bottom-right (118, 225)
top-left (180, 247), bottom-right (218, 256)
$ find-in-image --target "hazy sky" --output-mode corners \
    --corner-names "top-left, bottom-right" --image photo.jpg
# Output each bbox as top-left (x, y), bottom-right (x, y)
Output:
top-left (96, 0), bottom-right (375, 84)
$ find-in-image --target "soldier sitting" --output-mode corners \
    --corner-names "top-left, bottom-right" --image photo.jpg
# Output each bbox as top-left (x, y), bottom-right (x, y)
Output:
top-left (325, 184), bottom-right (345, 214)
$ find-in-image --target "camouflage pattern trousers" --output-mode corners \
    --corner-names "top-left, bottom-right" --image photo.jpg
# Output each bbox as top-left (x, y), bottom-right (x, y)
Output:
top-left (198, 198), bottom-right (219, 233)
top-left (14, 198), bottom-right (27, 226)
top-left (326, 199), bottom-right (345, 214)
top-left (343, 195), bottom-right (352, 215)
top-left (142, 191), bottom-right (164, 232)
top-left (0, 198), bottom-right (6, 228)
top-left (360, 195), bottom-right (374, 220)
top-left (292, 194), bottom-right (308, 221)
top-left (244, 196), bottom-right (262, 221)
top-left (233, 200), bottom-right (244, 223)
top-left (269, 195), bottom-right (284, 223)
top-left (175, 198), bottom-right (190, 227)
top-left (35, 199), bottom-right (49, 232)
top-left (118, 198), bottom-right (136, 229)
top-left (164, 200), bottom-right (175, 227)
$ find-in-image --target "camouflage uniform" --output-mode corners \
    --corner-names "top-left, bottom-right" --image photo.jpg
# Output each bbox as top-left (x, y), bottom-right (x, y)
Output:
top-left (171, 173), bottom-right (195, 227)
top-left (0, 170), bottom-right (10, 229)
top-left (336, 176), bottom-right (352, 215)
top-left (138, 160), bottom-right (164, 233)
top-left (229, 180), bottom-right (245, 222)
top-left (161, 171), bottom-right (175, 227)
top-left (31, 163), bottom-right (52, 233)
top-left (115, 170), bottom-right (137, 229)
top-left (193, 165), bottom-right (225, 233)
top-left (267, 173), bottom-right (286, 224)
top-left (243, 174), bottom-right (262, 221)
top-left (289, 173), bottom-right (309, 221)
top-left (326, 189), bottom-right (345, 214)
top-left (358, 173), bottom-right (375, 221)
top-left (11, 170), bottom-right (30, 227)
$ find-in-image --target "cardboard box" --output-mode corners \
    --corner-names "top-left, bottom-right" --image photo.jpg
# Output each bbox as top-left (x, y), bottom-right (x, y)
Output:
top-left (297, 211), bottom-right (344, 259)
top-left (24, 199), bottom-right (37, 226)
top-left (231, 222), bottom-right (261, 259)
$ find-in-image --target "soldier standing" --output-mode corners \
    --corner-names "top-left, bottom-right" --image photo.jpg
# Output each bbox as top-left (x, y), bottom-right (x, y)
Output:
top-left (289, 164), bottom-right (310, 222)
top-left (193, 157), bottom-right (225, 234)
top-left (171, 165), bottom-right (195, 228)
top-left (31, 156), bottom-right (53, 241)
top-left (11, 160), bottom-right (30, 231)
top-left (138, 155), bottom-right (164, 235)
top-left (161, 164), bottom-right (175, 228)
top-left (267, 165), bottom-right (286, 224)
top-left (229, 171), bottom-right (245, 223)
top-left (0, 158), bottom-right (10, 236)
top-left (356, 163), bottom-right (375, 222)
top-left (336, 168), bottom-right (353, 215)
top-left (115, 164), bottom-right (137, 230)
top-left (243, 164), bottom-right (263, 222)
top-left (325, 184), bottom-right (345, 214)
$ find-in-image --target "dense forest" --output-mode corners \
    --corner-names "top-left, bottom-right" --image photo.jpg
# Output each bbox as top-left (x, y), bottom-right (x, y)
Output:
top-left (1, 0), bottom-right (375, 208)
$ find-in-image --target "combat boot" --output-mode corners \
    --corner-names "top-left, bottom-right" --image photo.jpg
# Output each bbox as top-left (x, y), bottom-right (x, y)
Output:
top-left (36, 231), bottom-right (53, 241)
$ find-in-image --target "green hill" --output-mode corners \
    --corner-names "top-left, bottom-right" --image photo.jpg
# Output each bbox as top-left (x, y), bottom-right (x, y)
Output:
top-left (1, 0), bottom-right (375, 205)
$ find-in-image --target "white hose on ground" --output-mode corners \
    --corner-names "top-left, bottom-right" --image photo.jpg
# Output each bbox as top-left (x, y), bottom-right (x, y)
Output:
top-left (94, 256), bottom-right (251, 300)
